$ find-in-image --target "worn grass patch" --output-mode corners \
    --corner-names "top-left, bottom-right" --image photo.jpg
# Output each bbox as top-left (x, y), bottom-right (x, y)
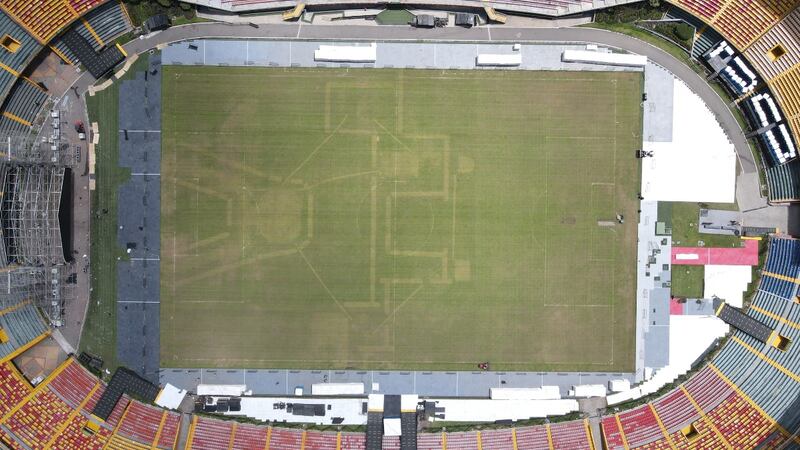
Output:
top-left (669, 202), bottom-right (741, 248)
top-left (160, 67), bottom-right (642, 371)
top-left (671, 265), bottom-right (705, 299)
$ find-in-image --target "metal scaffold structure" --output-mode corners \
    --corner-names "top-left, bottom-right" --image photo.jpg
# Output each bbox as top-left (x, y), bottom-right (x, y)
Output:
top-left (1, 163), bottom-right (65, 266)
top-left (1, 98), bottom-right (79, 166)
top-left (0, 267), bottom-right (72, 325)
top-left (0, 162), bottom-right (73, 326)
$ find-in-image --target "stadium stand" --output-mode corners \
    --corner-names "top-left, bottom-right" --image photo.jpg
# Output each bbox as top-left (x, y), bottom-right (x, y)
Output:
top-left (765, 160), bottom-right (800, 202)
top-left (2, 384), bottom-right (75, 449)
top-left (187, 416), bottom-right (235, 450)
top-left (47, 358), bottom-right (99, 408)
top-left (382, 436), bottom-right (401, 449)
top-left (0, 0), bottom-right (77, 42)
top-left (400, 410), bottom-right (416, 450)
top-left (668, 0), bottom-right (797, 50)
top-left (762, 235), bottom-right (800, 279)
top-left (47, 379), bottom-right (114, 450)
top-left (604, 406), bottom-right (665, 448)
top-left (366, 410), bottom-right (382, 450)
top-left (0, 361), bottom-right (30, 416)
top-left (705, 390), bottom-right (775, 448)
top-left (514, 426), bottom-right (549, 449)
top-left (0, 10), bottom-right (40, 71)
top-left (104, 434), bottom-right (152, 450)
top-left (1, 78), bottom-right (47, 127)
top-left (304, 430), bottom-right (339, 449)
top-left (601, 415), bottom-right (627, 449)
top-left (668, 0), bottom-right (723, 21)
top-left (744, 7), bottom-right (800, 81)
top-left (662, 7), bottom-right (721, 57)
top-left (442, 431), bottom-right (478, 450)
top-left (417, 432), bottom-right (443, 450)
top-left (770, 66), bottom-right (800, 143)
top-left (70, 0), bottom-right (108, 16)
top-left (683, 366), bottom-right (733, 412)
top-left (156, 410), bottom-right (182, 449)
top-left (549, 420), bottom-right (593, 450)
top-left (745, 93), bottom-right (797, 165)
top-left (51, 37), bottom-right (79, 64)
top-left (59, 0), bottom-right (131, 53)
top-left (270, 427), bottom-right (306, 450)
top-left (0, 302), bottom-right (48, 360)
top-left (651, 386), bottom-right (700, 433)
top-left (705, 40), bottom-right (759, 95)
top-left (0, 10), bottom-right (40, 99)
top-left (663, 1), bottom-right (800, 202)
top-left (115, 400), bottom-right (180, 447)
top-left (0, 111), bottom-right (25, 134)
top-left (340, 432), bottom-right (366, 449)
top-left (49, 416), bottom-right (112, 450)
top-left (83, 1), bottom-right (131, 46)
top-left (220, 0), bottom-right (593, 15)
top-left (480, 428), bottom-right (516, 449)
top-left (230, 423), bottom-right (268, 450)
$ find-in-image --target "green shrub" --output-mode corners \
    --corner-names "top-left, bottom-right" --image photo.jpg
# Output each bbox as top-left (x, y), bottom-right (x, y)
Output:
top-left (674, 23), bottom-right (694, 41)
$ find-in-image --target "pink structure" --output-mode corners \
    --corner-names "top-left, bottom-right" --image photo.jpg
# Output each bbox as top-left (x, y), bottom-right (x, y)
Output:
top-left (671, 239), bottom-right (758, 266)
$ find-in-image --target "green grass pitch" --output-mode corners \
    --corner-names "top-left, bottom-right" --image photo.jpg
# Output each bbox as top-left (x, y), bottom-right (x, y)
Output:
top-left (160, 66), bottom-right (643, 372)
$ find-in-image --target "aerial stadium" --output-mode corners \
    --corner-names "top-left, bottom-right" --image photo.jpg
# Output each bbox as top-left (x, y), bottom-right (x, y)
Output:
top-left (0, 0), bottom-right (798, 448)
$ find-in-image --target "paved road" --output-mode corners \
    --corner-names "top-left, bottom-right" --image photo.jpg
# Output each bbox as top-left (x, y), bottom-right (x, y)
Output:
top-left (78, 23), bottom-right (756, 175)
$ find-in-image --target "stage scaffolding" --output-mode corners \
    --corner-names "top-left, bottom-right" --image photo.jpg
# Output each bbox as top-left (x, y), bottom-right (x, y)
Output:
top-left (1, 164), bottom-right (65, 266)
top-left (0, 162), bottom-right (73, 326)
top-left (0, 266), bottom-right (73, 326)
top-left (1, 97), bottom-right (78, 166)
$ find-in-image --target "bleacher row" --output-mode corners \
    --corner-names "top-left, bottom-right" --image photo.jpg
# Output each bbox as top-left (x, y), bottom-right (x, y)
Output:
top-left (1, 77), bottom-right (47, 124)
top-left (0, 0), bottom-right (109, 43)
top-left (600, 365), bottom-right (797, 449)
top-left (0, 0), bottom-right (129, 142)
top-left (186, 416), bottom-right (370, 450)
top-left (0, 358), bottom-right (182, 450)
top-left (706, 40), bottom-right (758, 93)
top-left (0, 302), bottom-right (49, 361)
top-left (53, 0), bottom-right (132, 63)
top-left (0, 8), bottom-right (40, 100)
top-left (667, 0), bottom-right (796, 50)
top-left (751, 9), bottom-right (800, 195)
top-left (220, 0), bottom-right (593, 14)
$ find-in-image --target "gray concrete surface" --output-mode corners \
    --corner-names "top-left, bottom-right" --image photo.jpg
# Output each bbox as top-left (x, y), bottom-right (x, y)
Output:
top-left (115, 54), bottom-right (162, 383)
top-left (643, 63), bottom-right (673, 143)
top-left (160, 367), bottom-right (635, 397)
top-left (162, 38), bottom-right (641, 73)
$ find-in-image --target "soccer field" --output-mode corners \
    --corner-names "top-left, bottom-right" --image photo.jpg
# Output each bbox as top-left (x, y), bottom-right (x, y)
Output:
top-left (160, 66), bottom-right (642, 372)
